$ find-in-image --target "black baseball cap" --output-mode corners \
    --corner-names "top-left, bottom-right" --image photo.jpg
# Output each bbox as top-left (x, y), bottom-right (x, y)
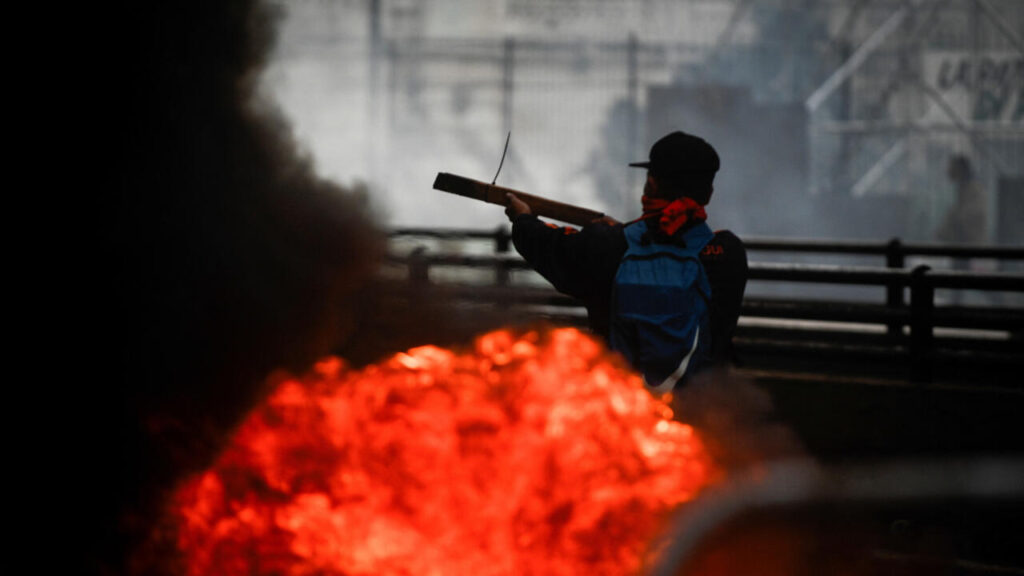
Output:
top-left (629, 131), bottom-right (720, 178)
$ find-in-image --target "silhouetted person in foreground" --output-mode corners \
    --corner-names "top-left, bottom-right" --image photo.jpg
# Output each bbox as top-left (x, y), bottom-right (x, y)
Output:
top-left (506, 131), bottom-right (748, 392)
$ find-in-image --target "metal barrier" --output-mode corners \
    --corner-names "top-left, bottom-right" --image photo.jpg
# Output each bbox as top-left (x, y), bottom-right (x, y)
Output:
top-left (386, 229), bottom-right (1024, 384)
top-left (390, 227), bottom-right (1024, 262)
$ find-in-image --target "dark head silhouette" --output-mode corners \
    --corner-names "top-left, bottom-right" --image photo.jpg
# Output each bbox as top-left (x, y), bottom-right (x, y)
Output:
top-left (630, 131), bottom-right (720, 205)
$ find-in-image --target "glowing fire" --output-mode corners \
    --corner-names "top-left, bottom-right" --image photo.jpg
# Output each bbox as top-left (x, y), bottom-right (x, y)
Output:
top-left (171, 328), bottom-right (714, 575)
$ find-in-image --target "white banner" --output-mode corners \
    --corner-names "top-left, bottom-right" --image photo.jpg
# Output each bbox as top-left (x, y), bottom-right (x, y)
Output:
top-left (921, 51), bottom-right (1023, 125)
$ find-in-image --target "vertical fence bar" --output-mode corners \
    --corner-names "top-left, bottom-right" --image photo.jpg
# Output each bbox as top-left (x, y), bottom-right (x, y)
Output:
top-left (909, 265), bottom-right (934, 383)
top-left (368, 0), bottom-right (381, 185)
top-left (409, 247), bottom-right (430, 288)
top-left (627, 32), bottom-right (639, 165)
top-left (495, 262), bottom-right (510, 288)
top-left (495, 227), bottom-right (511, 292)
top-left (495, 226), bottom-right (510, 253)
top-left (886, 238), bottom-right (906, 337)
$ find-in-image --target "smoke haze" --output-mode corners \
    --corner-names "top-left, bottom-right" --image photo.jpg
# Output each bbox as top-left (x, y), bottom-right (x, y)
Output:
top-left (91, 2), bottom-right (384, 572)
top-left (85, 1), bottom-right (1022, 572)
top-left (265, 1), bottom-right (1023, 245)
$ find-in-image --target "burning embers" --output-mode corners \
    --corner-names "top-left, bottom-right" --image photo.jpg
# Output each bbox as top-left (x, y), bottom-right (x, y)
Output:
top-left (170, 328), bottom-right (715, 575)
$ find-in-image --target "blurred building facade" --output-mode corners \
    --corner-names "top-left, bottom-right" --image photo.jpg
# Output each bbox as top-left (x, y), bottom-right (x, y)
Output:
top-left (265, 0), bottom-right (1023, 242)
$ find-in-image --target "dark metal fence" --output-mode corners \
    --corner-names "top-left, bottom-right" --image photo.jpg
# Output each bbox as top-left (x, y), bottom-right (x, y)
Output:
top-left (390, 226), bottom-right (1024, 262)
top-left (387, 228), bottom-right (1024, 385)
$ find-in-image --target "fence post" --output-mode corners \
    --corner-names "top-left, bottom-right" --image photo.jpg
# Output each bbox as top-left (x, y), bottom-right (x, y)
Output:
top-left (886, 237), bottom-right (905, 338)
top-left (627, 32), bottom-right (639, 168)
top-left (495, 226), bottom-right (511, 253)
top-left (409, 246), bottom-right (430, 288)
top-left (495, 259), bottom-right (510, 289)
top-left (495, 226), bottom-right (512, 288)
top-left (908, 265), bottom-right (934, 383)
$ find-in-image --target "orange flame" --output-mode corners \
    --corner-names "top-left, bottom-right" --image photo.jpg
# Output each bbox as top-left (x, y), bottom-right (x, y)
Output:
top-left (171, 328), bottom-right (715, 575)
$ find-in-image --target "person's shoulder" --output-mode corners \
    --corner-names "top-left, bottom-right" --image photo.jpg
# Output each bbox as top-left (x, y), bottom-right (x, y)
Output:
top-left (711, 229), bottom-right (743, 244)
top-left (705, 229), bottom-right (745, 252)
top-left (700, 229), bottom-right (749, 261)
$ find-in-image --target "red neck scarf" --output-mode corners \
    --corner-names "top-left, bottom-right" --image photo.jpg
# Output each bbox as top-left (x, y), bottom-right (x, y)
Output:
top-left (637, 195), bottom-right (707, 236)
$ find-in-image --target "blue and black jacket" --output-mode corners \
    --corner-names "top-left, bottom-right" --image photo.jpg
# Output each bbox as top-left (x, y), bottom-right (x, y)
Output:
top-left (510, 213), bottom-right (748, 367)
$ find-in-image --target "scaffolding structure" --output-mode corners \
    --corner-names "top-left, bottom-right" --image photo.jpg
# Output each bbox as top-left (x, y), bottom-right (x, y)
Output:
top-left (266, 0), bottom-right (1022, 240)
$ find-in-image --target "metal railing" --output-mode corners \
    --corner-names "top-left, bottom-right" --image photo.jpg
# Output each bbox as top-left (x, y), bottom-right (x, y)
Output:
top-left (386, 228), bottom-right (1024, 384)
top-left (390, 227), bottom-right (1024, 262)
